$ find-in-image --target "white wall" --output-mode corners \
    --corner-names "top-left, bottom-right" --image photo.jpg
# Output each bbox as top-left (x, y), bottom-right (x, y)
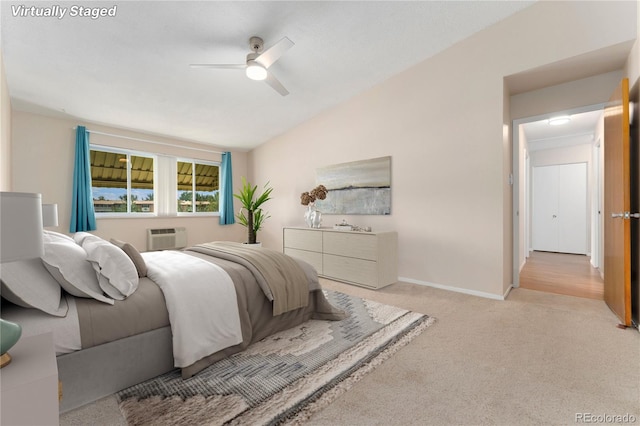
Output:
top-left (10, 111), bottom-right (248, 250)
top-left (518, 125), bottom-right (528, 271)
top-left (530, 144), bottom-right (592, 167)
top-left (1, 51), bottom-right (11, 191)
top-left (248, 1), bottom-right (637, 299)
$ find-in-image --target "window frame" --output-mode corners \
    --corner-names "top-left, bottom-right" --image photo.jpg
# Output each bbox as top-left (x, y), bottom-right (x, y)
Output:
top-left (90, 145), bottom-right (157, 218)
top-left (176, 157), bottom-right (221, 217)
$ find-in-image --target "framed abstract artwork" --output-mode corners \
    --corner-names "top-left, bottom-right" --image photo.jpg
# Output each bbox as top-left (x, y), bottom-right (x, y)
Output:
top-left (314, 156), bottom-right (391, 215)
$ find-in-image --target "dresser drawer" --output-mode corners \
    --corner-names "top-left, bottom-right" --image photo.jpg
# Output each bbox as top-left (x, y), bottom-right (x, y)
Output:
top-left (323, 254), bottom-right (377, 287)
top-left (284, 248), bottom-right (323, 273)
top-left (283, 227), bottom-right (397, 290)
top-left (283, 228), bottom-right (322, 252)
top-left (323, 232), bottom-right (377, 261)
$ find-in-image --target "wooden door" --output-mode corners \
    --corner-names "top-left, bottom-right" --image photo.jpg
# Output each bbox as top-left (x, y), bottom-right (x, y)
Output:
top-left (604, 78), bottom-right (631, 326)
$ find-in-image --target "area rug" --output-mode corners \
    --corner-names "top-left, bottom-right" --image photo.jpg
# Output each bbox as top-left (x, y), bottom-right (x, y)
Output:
top-left (117, 290), bottom-right (435, 425)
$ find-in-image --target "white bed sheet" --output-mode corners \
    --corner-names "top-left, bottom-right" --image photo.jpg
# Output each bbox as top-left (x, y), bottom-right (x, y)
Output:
top-left (2, 295), bottom-right (81, 355)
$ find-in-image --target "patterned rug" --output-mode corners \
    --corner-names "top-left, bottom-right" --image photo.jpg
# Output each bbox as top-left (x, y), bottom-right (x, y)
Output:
top-left (117, 290), bottom-right (435, 425)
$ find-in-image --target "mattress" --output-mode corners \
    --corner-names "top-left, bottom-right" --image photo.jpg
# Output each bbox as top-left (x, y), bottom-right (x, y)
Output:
top-left (4, 248), bottom-right (346, 378)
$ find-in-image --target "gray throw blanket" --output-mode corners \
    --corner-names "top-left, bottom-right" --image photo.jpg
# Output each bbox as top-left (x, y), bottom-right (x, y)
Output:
top-left (191, 242), bottom-right (309, 316)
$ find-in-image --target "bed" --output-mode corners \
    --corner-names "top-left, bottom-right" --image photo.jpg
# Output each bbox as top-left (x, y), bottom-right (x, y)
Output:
top-left (0, 231), bottom-right (346, 413)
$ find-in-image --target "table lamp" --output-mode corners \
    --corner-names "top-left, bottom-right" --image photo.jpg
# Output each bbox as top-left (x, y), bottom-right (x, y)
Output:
top-left (0, 192), bottom-right (44, 368)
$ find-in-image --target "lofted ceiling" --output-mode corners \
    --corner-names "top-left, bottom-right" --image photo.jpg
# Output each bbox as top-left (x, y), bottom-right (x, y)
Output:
top-left (1, 1), bottom-right (536, 151)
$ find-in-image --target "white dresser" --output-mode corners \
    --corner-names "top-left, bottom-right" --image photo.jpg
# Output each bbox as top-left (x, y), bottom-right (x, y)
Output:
top-left (283, 227), bottom-right (397, 289)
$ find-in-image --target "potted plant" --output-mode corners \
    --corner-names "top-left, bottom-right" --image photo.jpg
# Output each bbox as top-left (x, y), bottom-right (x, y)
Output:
top-left (234, 177), bottom-right (273, 245)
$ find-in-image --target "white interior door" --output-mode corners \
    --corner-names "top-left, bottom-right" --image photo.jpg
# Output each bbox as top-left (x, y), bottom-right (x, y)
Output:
top-left (532, 165), bottom-right (559, 252)
top-left (532, 163), bottom-right (588, 254)
top-left (558, 162), bottom-right (587, 254)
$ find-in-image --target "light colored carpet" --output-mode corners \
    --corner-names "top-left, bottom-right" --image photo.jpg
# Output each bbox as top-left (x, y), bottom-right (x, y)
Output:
top-left (117, 290), bottom-right (432, 425)
top-left (60, 279), bottom-right (640, 426)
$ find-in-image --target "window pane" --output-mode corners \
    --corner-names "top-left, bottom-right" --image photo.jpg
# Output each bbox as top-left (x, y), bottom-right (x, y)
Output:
top-left (194, 163), bottom-right (219, 212)
top-left (90, 149), bottom-right (127, 213)
top-left (177, 161), bottom-right (193, 213)
top-left (130, 155), bottom-right (154, 213)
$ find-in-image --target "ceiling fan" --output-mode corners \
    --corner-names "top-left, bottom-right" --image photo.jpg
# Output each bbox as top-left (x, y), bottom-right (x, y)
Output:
top-left (190, 36), bottom-right (294, 96)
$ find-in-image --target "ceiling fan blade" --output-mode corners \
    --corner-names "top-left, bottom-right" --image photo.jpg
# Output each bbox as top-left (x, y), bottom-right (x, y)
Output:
top-left (264, 72), bottom-right (289, 96)
top-left (255, 37), bottom-right (294, 69)
top-left (189, 64), bottom-right (245, 69)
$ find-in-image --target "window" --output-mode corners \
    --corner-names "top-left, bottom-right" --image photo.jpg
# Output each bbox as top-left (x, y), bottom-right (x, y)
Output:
top-left (177, 160), bottom-right (219, 214)
top-left (90, 145), bottom-right (219, 217)
top-left (90, 147), bottom-right (155, 215)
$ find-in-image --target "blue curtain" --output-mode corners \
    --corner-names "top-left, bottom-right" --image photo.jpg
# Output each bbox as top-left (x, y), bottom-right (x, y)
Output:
top-left (219, 152), bottom-right (235, 225)
top-left (70, 126), bottom-right (97, 232)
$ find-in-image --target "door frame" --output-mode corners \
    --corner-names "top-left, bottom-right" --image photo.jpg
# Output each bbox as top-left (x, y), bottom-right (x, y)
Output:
top-left (591, 138), bottom-right (603, 271)
top-left (512, 103), bottom-right (606, 287)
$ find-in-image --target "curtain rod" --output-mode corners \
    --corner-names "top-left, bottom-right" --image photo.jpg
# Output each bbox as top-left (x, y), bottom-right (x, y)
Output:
top-left (72, 127), bottom-right (225, 155)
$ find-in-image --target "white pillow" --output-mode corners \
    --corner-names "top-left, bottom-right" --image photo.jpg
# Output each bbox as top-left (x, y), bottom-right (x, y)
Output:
top-left (0, 258), bottom-right (69, 317)
top-left (42, 240), bottom-right (114, 305)
top-left (73, 231), bottom-right (101, 245)
top-left (78, 235), bottom-right (139, 300)
top-left (43, 230), bottom-right (75, 243)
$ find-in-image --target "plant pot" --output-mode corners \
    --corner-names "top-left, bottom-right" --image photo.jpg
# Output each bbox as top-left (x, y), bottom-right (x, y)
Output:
top-left (243, 242), bottom-right (262, 248)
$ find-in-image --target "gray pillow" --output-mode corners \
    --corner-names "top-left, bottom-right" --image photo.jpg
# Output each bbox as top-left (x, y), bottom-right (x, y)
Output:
top-left (110, 239), bottom-right (147, 278)
top-left (0, 258), bottom-right (69, 317)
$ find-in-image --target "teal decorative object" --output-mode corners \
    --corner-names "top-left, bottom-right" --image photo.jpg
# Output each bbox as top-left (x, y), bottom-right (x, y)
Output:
top-left (0, 318), bottom-right (22, 368)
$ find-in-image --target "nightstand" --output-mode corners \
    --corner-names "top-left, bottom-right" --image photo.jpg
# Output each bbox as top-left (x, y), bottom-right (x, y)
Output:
top-left (0, 332), bottom-right (59, 425)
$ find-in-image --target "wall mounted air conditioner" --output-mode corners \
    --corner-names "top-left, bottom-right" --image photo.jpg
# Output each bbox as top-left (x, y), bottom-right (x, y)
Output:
top-left (146, 227), bottom-right (187, 251)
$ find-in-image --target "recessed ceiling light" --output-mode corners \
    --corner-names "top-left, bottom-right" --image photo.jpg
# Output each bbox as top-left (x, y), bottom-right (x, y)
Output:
top-left (548, 115), bottom-right (571, 125)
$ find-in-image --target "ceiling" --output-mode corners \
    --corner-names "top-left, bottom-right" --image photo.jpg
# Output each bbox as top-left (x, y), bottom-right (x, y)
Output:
top-left (522, 109), bottom-right (602, 152)
top-left (1, 1), bottom-right (535, 151)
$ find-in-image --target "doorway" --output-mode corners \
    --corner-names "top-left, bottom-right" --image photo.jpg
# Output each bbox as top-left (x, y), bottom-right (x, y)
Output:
top-left (519, 251), bottom-right (604, 299)
top-left (512, 104), bottom-right (606, 296)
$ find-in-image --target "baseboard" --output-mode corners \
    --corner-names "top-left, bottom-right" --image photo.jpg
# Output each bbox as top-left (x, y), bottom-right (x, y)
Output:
top-left (398, 277), bottom-right (506, 301)
top-left (503, 285), bottom-right (513, 299)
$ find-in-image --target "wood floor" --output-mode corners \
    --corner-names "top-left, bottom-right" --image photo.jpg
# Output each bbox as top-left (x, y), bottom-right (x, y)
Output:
top-left (519, 251), bottom-right (604, 300)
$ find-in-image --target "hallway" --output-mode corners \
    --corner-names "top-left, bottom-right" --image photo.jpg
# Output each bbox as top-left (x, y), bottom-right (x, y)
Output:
top-left (519, 251), bottom-right (604, 300)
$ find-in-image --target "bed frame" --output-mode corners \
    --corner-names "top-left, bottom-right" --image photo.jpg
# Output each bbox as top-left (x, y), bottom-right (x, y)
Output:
top-left (57, 326), bottom-right (173, 413)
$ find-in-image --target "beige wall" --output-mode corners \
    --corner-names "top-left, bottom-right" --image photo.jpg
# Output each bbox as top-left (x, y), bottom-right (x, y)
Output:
top-left (502, 80), bottom-right (513, 296)
top-left (249, 1), bottom-right (637, 298)
top-left (510, 71), bottom-right (624, 120)
top-left (623, 1), bottom-right (640, 91)
top-left (1, 51), bottom-right (11, 191)
top-left (11, 111), bottom-right (248, 250)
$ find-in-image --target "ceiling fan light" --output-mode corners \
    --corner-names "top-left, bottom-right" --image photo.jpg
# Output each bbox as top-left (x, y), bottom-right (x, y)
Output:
top-left (246, 63), bottom-right (267, 81)
top-left (548, 115), bottom-right (571, 126)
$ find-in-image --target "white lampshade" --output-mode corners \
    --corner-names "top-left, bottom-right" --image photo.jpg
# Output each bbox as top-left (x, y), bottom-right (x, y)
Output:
top-left (42, 204), bottom-right (59, 227)
top-left (0, 192), bottom-right (44, 263)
